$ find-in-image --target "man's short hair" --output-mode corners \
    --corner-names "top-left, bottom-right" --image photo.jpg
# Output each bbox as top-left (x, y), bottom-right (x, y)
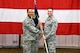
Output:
top-left (48, 7), bottom-right (53, 10)
top-left (27, 8), bottom-right (33, 12)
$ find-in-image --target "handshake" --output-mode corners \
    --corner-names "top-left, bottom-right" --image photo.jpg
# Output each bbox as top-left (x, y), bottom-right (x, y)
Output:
top-left (41, 30), bottom-right (46, 40)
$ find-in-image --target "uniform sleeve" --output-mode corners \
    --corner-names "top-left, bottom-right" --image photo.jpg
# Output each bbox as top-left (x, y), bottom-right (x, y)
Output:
top-left (23, 19), bottom-right (40, 34)
top-left (36, 22), bottom-right (42, 38)
top-left (46, 19), bottom-right (58, 39)
top-left (38, 30), bottom-right (42, 39)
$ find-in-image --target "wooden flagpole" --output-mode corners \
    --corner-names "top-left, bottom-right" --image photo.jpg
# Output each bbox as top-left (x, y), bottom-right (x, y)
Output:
top-left (34, 0), bottom-right (49, 53)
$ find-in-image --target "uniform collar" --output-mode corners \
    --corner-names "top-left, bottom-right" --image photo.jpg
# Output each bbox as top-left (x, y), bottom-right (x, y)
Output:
top-left (47, 15), bottom-right (53, 20)
top-left (27, 16), bottom-right (33, 20)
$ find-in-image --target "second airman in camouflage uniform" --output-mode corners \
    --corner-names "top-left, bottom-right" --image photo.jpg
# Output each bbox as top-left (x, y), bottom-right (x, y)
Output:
top-left (44, 8), bottom-right (58, 53)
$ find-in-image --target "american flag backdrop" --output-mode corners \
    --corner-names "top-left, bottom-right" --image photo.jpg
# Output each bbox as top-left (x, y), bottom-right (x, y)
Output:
top-left (0, 0), bottom-right (80, 48)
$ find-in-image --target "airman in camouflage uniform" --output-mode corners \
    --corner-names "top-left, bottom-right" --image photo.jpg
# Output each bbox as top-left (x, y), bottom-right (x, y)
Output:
top-left (44, 8), bottom-right (58, 53)
top-left (22, 8), bottom-right (41, 53)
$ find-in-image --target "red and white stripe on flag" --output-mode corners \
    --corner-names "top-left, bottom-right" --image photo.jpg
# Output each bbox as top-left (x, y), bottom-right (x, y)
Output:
top-left (0, 0), bottom-right (80, 35)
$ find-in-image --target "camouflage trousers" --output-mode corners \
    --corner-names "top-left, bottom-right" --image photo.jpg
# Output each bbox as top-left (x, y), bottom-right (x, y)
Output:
top-left (44, 39), bottom-right (56, 53)
top-left (22, 40), bottom-right (39, 53)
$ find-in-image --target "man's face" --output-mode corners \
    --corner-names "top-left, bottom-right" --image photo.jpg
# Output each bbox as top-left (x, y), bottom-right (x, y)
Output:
top-left (27, 9), bottom-right (34, 17)
top-left (47, 9), bottom-right (53, 17)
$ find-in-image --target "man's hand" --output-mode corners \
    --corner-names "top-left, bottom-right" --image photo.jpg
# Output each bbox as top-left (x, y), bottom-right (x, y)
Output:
top-left (42, 31), bottom-right (44, 35)
top-left (43, 35), bottom-right (46, 40)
